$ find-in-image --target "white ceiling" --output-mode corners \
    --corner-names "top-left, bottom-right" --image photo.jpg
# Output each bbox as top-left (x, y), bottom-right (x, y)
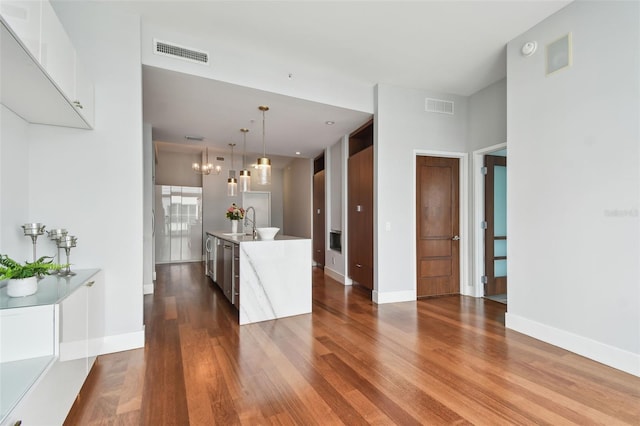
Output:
top-left (135, 0), bottom-right (571, 162)
top-left (143, 66), bottom-right (372, 160)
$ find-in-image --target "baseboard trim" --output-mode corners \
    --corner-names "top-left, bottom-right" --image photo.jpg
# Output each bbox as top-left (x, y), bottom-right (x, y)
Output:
top-left (324, 267), bottom-right (352, 286)
top-left (506, 313), bottom-right (640, 377)
top-left (373, 289), bottom-right (416, 304)
top-left (143, 283), bottom-right (154, 294)
top-left (101, 329), bottom-right (145, 355)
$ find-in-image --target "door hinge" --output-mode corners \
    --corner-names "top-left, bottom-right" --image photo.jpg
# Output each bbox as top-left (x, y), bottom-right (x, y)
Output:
top-left (481, 166), bottom-right (488, 175)
top-left (481, 221), bottom-right (488, 229)
top-left (481, 275), bottom-right (488, 284)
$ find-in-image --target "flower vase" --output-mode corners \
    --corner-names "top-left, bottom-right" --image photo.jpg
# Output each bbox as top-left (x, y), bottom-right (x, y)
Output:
top-left (231, 219), bottom-right (238, 234)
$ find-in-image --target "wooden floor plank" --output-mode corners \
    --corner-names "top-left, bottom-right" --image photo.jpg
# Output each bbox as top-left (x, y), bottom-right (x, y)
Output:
top-left (65, 263), bottom-right (640, 425)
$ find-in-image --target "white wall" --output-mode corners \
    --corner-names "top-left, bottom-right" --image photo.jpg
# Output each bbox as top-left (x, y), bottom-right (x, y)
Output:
top-left (324, 137), bottom-right (349, 283)
top-left (467, 78), bottom-right (508, 297)
top-left (140, 22), bottom-right (373, 114)
top-left (329, 138), bottom-right (344, 231)
top-left (375, 83), bottom-right (468, 303)
top-left (506, 0), bottom-right (639, 376)
top-left (155, 149), bottom-right (203, 187)
top-left (203, 168), bottom-right (284, 236)
top-left (283, 158), bottom-right (312, 238)
top-left (143, 123), bottom-right (154, 294)
top-left (26, 2), bottom-right (144, 350)
top-left (0, 106), bottom-right (31, 262)
top-left (468, 78), bottom-right (507, 152)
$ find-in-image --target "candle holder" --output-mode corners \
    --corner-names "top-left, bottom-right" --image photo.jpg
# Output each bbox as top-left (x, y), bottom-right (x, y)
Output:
top-left (47, 229), bottom-right (68, 273)
top-left (57, 235), bottom-right (78, 276)
top-left (22, 223), bottom-right (46, 262)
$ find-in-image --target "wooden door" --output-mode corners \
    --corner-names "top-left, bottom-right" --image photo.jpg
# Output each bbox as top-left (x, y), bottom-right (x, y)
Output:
top-left (348, 153), bottom-right (361, 284)
top-left (313, 170), bottom-right (325, 267)
top-left (348, 146), bottom-right (373, 289)
top-left (416, 156), bottom-right (460, 297)
top-left (484, 155), bottom-right (507, 296)
top-left (359, 146), bottom-right (374, 289)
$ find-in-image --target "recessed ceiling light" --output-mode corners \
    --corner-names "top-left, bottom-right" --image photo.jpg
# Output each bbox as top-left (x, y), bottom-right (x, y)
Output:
top-left (295, 151), bottom-right (301, 155)
top-left (325, 121), bottom-right (335, 126)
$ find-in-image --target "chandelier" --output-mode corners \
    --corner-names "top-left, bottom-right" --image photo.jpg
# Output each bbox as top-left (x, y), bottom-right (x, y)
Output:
top-left (192, 147), bottom-right (221, 175)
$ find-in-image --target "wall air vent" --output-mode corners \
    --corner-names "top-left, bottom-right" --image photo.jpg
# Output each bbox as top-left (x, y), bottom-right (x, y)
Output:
top-left (425, 98), bottom-right (454, 115)
top-left (154, 39), bottom-right (209, 65)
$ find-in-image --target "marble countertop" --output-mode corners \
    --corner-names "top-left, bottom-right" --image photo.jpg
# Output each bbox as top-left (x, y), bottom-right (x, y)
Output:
top-left (207, 231), bottom-right (309, 243)
top-left (0, 269), bottom-right (101, 310)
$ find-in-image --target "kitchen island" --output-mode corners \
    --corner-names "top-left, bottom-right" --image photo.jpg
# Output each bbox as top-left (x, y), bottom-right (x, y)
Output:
top-left (206, 232), bottom-right (312, 325)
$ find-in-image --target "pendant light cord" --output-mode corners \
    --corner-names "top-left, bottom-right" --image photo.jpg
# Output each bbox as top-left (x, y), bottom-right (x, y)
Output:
top-left (262, 109), bottom-right (266, 157)
top-left (242, 130), bottom-right (247, 169)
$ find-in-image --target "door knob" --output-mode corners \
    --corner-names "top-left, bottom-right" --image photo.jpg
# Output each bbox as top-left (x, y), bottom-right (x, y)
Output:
top-left (452, 235), bottom-right (460, 241)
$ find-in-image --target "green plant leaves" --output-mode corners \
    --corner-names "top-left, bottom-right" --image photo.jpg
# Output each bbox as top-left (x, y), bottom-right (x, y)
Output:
top-left (0, 254), bottom-right (65, 280)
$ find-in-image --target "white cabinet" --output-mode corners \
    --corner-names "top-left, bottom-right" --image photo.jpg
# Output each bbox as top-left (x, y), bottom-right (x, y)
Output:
top-left (40, 0), bottom-right (74, 99)
top-left (70, 46), bottom-right (95, 127)
top-left (87, 272), bottom-right (105, 358)
top-left (0, 269), bottom-right (105, 425)
top-left (60, 270), bottom-right (104, 371)
top-left (59, 281), bottom-right (87, 361)
top-left (0, 0), bottom-right (95, 129)
top-left (0, 0), bottom-right (41, 60)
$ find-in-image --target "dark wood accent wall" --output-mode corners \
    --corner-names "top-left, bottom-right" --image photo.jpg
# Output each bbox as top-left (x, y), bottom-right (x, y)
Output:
top-left (348, 119), bottom-right (374, 290)
top-left (348, 119), bottom-right (374, 157)
top-left (313, 168), bottom-right (326, 267)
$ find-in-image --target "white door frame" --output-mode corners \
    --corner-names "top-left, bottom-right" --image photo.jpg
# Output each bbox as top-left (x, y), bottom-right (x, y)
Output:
top-left (472, 142), bottom-right (507, 298)
top-left (413, 150), bottom-right (470, 297)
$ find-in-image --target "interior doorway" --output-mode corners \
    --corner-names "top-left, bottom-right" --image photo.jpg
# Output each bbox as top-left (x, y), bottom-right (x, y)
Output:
top-left (483, 151), bottom-right (507, 303)
top-left (415, 155), bottom-right (460, 297)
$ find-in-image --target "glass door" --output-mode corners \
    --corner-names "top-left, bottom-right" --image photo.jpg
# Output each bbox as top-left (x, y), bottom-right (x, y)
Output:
top-left (484, 154), bottom-right (507, 298)
top-left (154, 185), bottom-right (202, 263)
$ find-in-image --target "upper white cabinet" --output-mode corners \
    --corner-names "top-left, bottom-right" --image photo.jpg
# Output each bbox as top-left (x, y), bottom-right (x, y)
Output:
top-left (40, 0), bottom-right (75, 99)
top-left (73, 57), bottom-right (95, 126)
top-left (0, 0), bottom-right (40, 59)
top-left (0, 0), bottom-right (95, 129)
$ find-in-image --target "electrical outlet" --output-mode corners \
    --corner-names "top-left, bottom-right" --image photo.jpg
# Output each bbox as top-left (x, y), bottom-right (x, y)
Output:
top-left (332, 256), bottom-right (335, 265)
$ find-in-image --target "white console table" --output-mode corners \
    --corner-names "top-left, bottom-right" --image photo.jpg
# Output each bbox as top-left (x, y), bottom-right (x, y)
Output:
top-left (0, 269), bottom-right (104, 425)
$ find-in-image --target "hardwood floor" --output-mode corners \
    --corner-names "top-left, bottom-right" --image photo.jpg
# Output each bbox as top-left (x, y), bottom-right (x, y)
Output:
top-left (65, 263), bottom-right (640, 425)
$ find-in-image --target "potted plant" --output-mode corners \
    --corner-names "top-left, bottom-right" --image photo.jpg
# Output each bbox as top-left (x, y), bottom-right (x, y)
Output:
top-left (225, 203), bottom-right (245, 234)
top-left (0, 254), bottom-right (64, 297)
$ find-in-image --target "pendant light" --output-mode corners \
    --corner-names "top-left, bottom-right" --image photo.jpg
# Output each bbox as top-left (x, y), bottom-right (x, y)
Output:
top-left (239, 128), bottom-right (251, 193)
top-left (227, 143), bottom-right (238, 196)
top-left (256, 105), bottom-right (271, 185)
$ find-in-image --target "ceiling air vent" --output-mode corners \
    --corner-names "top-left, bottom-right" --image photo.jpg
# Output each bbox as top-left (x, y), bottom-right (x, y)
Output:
top-left (154, 39), bottom-right (209, 65)
top-left (425, 98), bottom-right (454, 115)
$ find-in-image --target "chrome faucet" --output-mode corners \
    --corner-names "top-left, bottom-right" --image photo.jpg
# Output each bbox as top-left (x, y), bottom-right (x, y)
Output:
top-left (244, 206), bottom-right (257, 239)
